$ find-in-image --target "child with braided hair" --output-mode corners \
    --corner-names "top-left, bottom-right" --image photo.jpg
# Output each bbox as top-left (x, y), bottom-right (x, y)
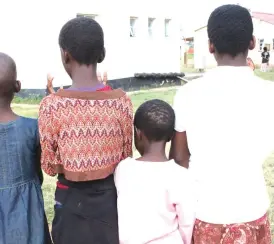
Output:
top-left (115, 99), bottom-right (195, 244)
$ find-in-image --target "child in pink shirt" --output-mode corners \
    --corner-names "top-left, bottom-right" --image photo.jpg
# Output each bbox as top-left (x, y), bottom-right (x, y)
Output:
top-left (114, 99), bottom-right (196, 244)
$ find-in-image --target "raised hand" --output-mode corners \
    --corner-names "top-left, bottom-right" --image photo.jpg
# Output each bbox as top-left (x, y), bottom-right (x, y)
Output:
top-left (103, 72), bottom-right (108, 86)
top-left (46, 73), bottom-right (56, 94)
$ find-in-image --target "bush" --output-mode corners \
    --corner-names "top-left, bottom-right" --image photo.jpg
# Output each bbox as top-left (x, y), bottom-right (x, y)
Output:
top-left (13, 95), bottom-right (43, 104)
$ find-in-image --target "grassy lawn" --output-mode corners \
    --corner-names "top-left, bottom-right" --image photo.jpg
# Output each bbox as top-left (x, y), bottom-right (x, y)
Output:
top-left (13, 82), bottom-right (274, 241)
top-left (255, 69), bottom-right (274, 81)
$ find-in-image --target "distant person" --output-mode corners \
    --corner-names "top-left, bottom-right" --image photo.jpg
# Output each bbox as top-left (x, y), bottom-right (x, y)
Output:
top-left (115, 99), bottom-right (195, 244)
top-left (0, 53), bottom-right (51, 244)
top-left (261, 47), bottom-right (270, 72)
top-left (170, 5), bottom-right (274, 244)
top-left (38, 17), bottom-right (133, 244)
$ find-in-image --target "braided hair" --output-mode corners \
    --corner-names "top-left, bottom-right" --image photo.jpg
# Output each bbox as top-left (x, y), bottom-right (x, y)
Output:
top-left (134, 99), bottom-right (175, 142)
top-left (207, 4), bottom-right (253, 57)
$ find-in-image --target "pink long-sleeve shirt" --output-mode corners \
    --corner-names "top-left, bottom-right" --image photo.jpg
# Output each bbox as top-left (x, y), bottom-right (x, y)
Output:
top-left (114, 158), bottom-right (196, 244)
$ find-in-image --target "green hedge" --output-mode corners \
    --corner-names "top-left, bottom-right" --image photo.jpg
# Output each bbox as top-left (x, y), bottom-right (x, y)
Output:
top-left (13, 95), bottom-right (43, 105)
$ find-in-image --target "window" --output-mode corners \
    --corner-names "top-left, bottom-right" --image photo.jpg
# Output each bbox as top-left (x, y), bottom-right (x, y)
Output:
top-left (165, 19), bottom-right (171, 37)
top-left (130, 17), bottom-right (138, 37)
top-left (76, 13), bottom-right (97, 20)
top-left (258, 38), bottom-right (264, 51)
top-left (148, 18), bottom-right (155, 37)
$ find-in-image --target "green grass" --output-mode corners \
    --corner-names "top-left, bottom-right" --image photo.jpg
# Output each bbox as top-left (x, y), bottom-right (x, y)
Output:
top-left (13, 86), bottom-right (274, 241)
top-left (255, 69), bottom-right (274, 81)
top-left (13, 95), bottom-right (43, 105)
top-left (12, 105), bottom-right (39, 118)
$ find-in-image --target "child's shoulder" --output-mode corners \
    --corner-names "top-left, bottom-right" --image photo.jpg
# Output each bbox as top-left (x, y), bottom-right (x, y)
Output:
top-left (9, 117), bottom-right (39, 141)
top-left (116, 157), bottom-right (134, 168)
top-left (167, 160), bottom-right (192, 180)
top-left (18, 116), bottom-right (38, 128)
top-left (40, 94), bottom-right (59, 107)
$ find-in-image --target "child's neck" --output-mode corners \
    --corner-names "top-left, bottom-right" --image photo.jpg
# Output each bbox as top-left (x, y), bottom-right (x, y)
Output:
top-left (70, 65), bottom-right (101, 89)
top-left (217, 54), bottom-right (248, 67)
top-left (138, 141), bottom-right (168, 162)
top-left (0, 103), bottom-right (18, 123)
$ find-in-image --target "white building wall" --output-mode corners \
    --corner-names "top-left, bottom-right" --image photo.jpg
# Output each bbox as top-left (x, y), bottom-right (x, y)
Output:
top-left (248, 19), bottom-right (274, 65)
top-left (194, 17), bottom-right (274, 69)
top-left (194, 27), bottom-right (216, 69)
top-left (0, 0), bottom-right (181, 89)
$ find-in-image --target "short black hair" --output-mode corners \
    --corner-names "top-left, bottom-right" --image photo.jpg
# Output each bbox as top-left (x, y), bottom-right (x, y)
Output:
top-left (264, 47), bottom-right (268, 51)
top-left (134, 99), bottom-right (175, 142)
top-left (0, 52), bottom-right (17, 100)
top-left (207, 4), bottom-right (253, 57)
top-left (59, 17), bottom-right (104, 65)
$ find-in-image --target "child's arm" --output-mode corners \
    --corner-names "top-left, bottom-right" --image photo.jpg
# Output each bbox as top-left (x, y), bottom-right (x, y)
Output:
top-left (38, 97), bottom-right (60, 176)
top-left (35, 121), bottom-right (43, 185)
top-left (169, 87), bottom-right (191, 168)
top-left (36, 144), bottom-right (44, 185)
top-left (173, 170), bottom-right (196, 244)
top-left (120, 95), bottom-right (133, 159)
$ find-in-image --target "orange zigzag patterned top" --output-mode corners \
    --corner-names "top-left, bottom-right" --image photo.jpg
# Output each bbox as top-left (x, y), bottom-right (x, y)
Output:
top-left (38, 88), bottom-right (133, 181)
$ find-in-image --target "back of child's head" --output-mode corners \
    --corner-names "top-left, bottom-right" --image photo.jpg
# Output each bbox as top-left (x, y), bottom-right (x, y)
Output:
top-left (134, 99), bottom-right (175, 142)
top-left (0, 52), bottom-right (18, 104)
top-left (207, 4), bottom-right (253, 57)
top-left (59, 17), bottom-right (105, 65)
top-left (264, 47), bottom-right (268, 52)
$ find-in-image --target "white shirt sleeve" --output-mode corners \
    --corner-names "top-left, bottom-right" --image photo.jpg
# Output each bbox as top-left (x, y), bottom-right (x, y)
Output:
top-left (173, 87), bottom-right (189, 132)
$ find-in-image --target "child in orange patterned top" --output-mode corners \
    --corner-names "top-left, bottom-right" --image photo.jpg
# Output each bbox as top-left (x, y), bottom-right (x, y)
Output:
top-left (38, 17), bottom-right (133, 244)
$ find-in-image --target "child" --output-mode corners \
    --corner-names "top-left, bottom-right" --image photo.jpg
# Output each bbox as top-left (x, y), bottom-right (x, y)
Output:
top-left (115, 99), bottom-right (195, 244)
top-left (0, 52), bottom-right (51, 244)
top-left (38, 17), bottom-right (133, 244)
top-left (170, 5), bottom-right (274, 244)
top-left (261, 47), bottom-right (270, 72)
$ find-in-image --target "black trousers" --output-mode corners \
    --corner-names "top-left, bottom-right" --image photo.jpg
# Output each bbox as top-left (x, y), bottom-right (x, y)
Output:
top-left (51, 175), bottom-right (119, 244)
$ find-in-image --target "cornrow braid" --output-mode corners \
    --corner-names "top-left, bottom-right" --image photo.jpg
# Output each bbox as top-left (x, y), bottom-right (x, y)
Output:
top-left (134, 99), bottom-right (175, 142)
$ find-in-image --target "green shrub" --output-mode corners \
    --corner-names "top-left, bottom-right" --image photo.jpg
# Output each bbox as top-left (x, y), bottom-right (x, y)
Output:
top-left (13, 95), bottom-right (43, 104)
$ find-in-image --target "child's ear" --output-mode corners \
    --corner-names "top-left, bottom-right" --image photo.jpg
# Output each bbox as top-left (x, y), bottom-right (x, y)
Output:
top-left (208, 39), bottom-right (215, 54)
top-left (167, 131), bottom-right (175, 142)
top-left (249, 36), bottom-right (256, 51)
top-left (134, 127), bottom-right (141, 139)
top-left (98, 48), bottom-right (106, 63)
top-left (63, 51), bottom-right (71, 64)
top-left (14, 80), bottom-right (21, 93)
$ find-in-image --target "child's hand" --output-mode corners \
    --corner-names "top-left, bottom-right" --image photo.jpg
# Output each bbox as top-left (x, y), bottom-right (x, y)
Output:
top-left (97, 72), bottom-right (108, 85)
top-left (103, 71), bottom-right (108, 85)
top-left (47, 73), bottom-right (56, 94)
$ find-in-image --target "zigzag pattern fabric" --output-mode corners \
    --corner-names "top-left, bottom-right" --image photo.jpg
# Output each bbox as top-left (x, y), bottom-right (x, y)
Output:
top-left (38, 89), bottom-right (133, 181)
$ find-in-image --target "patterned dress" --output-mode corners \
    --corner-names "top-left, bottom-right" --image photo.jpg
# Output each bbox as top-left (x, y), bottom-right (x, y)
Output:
top-left (193, 214), bottom-right (271, 244)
